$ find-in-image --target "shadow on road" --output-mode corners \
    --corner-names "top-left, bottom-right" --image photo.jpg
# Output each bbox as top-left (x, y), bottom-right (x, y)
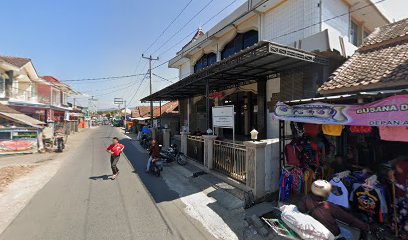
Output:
top-left (89, 175), bottom-right (110, 180)
top-left (120, 135), bottom-right (246, 239)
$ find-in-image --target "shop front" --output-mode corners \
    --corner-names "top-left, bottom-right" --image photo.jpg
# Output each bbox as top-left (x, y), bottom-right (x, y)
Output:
top-left (273, 93), bottom-right (408, 237)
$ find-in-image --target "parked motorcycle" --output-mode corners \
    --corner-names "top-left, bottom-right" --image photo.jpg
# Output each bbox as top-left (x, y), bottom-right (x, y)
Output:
top-left (159, 144), bottom-right (187, 166)
top-left (55, 135), bottom-right (65, 152)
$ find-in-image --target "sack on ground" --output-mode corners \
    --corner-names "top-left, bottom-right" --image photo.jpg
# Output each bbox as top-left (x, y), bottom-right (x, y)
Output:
top-left (280, 204), bottom-right (335, 240)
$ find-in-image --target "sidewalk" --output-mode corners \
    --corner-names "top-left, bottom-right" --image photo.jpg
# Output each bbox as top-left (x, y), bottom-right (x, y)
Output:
top-left (122, 130), bottom-right (269, 240)
top-left (0, 127), bottom-right (96, 234)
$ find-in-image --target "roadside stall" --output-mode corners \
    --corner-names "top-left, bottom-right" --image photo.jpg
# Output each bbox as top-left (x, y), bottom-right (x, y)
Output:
top-left (272, 93), bottom-right (408, 238)
top-left (0, 104), bottom-right (45, 154)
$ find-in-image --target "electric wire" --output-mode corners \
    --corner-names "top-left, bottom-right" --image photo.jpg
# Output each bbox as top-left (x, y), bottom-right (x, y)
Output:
top-left (143, 0), bottom-right (194, 55)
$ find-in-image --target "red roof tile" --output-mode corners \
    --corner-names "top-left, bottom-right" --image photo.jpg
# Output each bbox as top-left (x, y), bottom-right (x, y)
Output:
top-left (319, 18), bottom-right (408, 94)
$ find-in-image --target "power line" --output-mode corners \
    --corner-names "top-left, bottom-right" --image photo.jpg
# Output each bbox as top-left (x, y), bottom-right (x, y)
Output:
top-left (143, 0), bottom-right (194, 55)
top-left (153, 0), bottom-right (387, 70)
top-left (61, 73), bottom-right (146, 82)
top-left (127, 72), bottom-right (149, 106)
top-left (152, 73), bottom-right (175, 84)
top-left (157, 0), bottom-right (240, 57)
top-left (151, 0), bottom-right (216, 55)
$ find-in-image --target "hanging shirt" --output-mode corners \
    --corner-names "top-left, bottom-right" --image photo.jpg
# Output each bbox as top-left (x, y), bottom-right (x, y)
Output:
top-left (304, 169), bottom-right (315, 194)
top-left (304, 124), bottom-right (321, 137)
top-left (327, 178), bottom-right (350, 208)
top-left (291, 168), bottom-right (303, 194)
top-left (351, 184), bottom-right (386, 223)
top-left (349, 126), bottom-right (372, 134)
top-left (279, 171), bottom-right (293, 202)
top-left (379, 126), bottom-right (408, 142)
top-left (322, 125), bottom-right (344, 137)
top-left (285, 140), bottom-right (302, 166)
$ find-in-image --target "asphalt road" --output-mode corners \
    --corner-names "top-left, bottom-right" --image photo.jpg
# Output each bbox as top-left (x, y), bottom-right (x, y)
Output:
top-left (0, 126), bottom-right (218, 240)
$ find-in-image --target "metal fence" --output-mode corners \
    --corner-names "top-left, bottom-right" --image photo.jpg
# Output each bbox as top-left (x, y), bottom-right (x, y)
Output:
top-left (213, 140), bottom-right (247, 183)
top-left (187, 135), bottom-right (205, 164)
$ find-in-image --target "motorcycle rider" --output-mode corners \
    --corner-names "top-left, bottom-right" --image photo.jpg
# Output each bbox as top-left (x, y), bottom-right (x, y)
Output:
top-left (298, 180), bottom-right (370, 239)
top-left (146, 139), bottom-right (160, 172)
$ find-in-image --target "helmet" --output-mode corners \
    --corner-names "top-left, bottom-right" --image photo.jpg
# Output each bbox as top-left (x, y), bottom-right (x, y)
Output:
top-left (311, 180), bottom-right (332, 198)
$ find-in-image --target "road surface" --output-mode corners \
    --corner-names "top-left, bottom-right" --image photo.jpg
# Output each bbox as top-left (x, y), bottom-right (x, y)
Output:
top-left (0, 126), bottom-right (241, 240)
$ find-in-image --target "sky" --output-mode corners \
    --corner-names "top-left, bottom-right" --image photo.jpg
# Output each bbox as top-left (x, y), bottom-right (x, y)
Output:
top-left (1, 0), bottom-right (407, 109)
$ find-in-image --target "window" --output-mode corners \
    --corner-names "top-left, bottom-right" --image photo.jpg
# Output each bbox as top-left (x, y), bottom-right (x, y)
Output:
top-left (194, 53), bottom-right (217, 73)
top-left (363, 31), bottom-right (369, 39)
top-left (350, 21), bottom-right (361, 46)
top-left (221, 30), bottom-right (258, 59)
top-left (0, 77), bottom-right (5, 98)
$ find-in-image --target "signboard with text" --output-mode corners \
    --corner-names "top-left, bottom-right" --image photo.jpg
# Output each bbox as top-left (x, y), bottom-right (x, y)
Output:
top-left (272, 95), bottom-right (408, 126)
top-left (212, 106), bottom-right (234, 128)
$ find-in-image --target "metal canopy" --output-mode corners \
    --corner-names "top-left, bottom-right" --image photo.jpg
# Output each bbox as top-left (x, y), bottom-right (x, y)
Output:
top-left (142, 41), bottom-right (328, 102)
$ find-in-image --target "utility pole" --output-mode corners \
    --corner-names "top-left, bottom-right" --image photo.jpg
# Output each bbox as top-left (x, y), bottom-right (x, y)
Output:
top-left (142, 54), bottom-right (159, 125)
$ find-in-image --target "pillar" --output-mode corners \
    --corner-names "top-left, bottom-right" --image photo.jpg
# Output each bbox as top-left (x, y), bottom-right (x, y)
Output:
top-left (5, 70), bottom-right (13, 98)
top-left (203, 135), bottom-right (217, 169)
top-left (257, 79), bottom-right (267, 139)
top-left (162, 129), bottom-right (171, 149)
top-left (244, 141), bottom-right (267, 199)
top-left (180, 131), bottom-right (189, 154)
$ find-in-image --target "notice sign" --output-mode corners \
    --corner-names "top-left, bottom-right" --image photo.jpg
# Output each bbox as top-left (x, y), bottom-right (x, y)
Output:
top-left (212, 106), bottom-right (234, 128)
top-left (272, 95), bottom-right (408, 126)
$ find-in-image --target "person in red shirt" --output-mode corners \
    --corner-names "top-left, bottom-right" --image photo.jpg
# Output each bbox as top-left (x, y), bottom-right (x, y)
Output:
top-left (106, 137), bottom-right (125, 180)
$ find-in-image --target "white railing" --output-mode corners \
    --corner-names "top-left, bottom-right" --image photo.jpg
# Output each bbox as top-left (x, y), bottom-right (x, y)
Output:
top-left (213, 140), bottom-right (246, 183)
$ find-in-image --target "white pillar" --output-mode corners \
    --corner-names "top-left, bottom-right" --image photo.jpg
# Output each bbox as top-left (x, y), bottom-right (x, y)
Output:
top-left (180, 132), bottom-right (189, 154)
top-left (162, 129), bottom-right (171, 148)
top-left (203, 135), bottom-right (217, 169)
top-left (244, 141), bottom-right (267, 199)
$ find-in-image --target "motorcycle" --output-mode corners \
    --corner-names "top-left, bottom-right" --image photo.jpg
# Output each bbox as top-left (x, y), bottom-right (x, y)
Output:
top-left (148, 159), bottom-right (163, 177)
top-left (159, 144), bottom-right (187, 166)
top-left (55, 136), bottom-right (65, 152)
top-left (140, 134), bottom-right (152, 149)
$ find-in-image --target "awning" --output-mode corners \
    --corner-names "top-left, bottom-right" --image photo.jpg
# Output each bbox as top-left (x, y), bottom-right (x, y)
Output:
top-left (0, 112), bottom-right (45, 128)
top-left (142, 41), bottom-right (328, 102)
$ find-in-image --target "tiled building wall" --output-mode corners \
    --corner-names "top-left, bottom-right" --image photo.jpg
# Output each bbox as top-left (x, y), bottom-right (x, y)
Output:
top-left (321, 0), bottom-right (350, 43)
top-left (262, 0), bottom-right (321, 46)
top-left (179, 61), bottom-right (191, 80)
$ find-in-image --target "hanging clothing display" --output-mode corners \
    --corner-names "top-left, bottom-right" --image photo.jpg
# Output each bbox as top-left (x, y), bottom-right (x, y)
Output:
top-left (349, 126), bottom-right (372, 134)
top-left (279, 169), bottom-right (293, 202)
top-left (303, 124), bottom-right (321, 137)
top-left (379, 126), bottom-right (408, 142)
top-left (285, 140), bottom-right (302, 166)
top-left (327, 178), bottom-right (350, 208)
top-left (322, 125), bottom-right (344, 137)
top-left (350, 184), bottom-right (387, 223)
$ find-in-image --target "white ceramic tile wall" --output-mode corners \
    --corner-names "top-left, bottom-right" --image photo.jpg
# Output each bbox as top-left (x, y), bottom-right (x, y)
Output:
top-left (321, 0), bottom-right (350, 43)
top-left (262, 0), bottom-right (321, 46)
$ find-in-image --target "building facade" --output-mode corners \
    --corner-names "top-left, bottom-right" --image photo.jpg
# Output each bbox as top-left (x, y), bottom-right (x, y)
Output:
top-left (0, 56), bottom-right (75, 123)
top-left (145, 0), bottom-right (389, 140)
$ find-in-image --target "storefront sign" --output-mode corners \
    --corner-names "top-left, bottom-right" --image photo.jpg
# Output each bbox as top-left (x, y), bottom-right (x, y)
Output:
top-left (272, 95), bottom-right (408, 126)
top-left (212, 106), bottom-right (234, 128)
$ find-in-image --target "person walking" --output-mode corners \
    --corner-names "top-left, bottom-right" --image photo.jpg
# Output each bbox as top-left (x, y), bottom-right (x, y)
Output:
top-left (106, 137), bottom-right (125, 180)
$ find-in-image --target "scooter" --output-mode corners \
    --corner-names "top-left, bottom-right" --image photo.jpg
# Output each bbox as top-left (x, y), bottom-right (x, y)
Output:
top-left (159, 144), bottom-right (187, 165)
top-left (55, 136), bottom-right (65, 152)
top-left (140, 134), bottom-right (152, 149)
top-left (148, 159), bottom-right (163, 177)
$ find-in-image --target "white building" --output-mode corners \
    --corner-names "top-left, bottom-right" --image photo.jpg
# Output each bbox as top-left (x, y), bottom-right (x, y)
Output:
top-left (142, 0), bottom-right (389, 195)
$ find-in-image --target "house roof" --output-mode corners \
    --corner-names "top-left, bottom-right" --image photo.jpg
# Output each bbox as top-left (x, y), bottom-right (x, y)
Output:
top-left (362, 18), bottom-right (408, 48)
top-left (41, 76), bottom-right (76, 94)
top-left (0, 56), bottom-right (31, 68)
top-left (132, 101), bottom-right (179, 118)
top-left (318, 18), bottom-right (408, 95)
top-left (0, 104), bottom-right (45, 128)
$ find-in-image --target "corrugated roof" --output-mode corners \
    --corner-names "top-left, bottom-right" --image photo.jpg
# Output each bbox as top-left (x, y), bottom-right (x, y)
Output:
top-left (0, 104), bottom-right (45, 128)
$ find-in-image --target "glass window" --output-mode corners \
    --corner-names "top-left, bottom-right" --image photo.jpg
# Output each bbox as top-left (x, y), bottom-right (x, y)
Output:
top-left (0, 132), bottom-right (11, 140)
top-left (194, 53), bottom-right (217, 73)
top-left (221, 30), bottom-right (258, 59)
top-left (351, 21), bottom-right (360, 46)
top-left (0, 77), bottom-right (5, 98)
top-left (243, 30), bottom-right (258, 49)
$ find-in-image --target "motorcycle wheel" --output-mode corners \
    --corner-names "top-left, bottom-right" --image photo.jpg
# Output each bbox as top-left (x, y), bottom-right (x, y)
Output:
top-left (177, 153), bottom-right (187, 166)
